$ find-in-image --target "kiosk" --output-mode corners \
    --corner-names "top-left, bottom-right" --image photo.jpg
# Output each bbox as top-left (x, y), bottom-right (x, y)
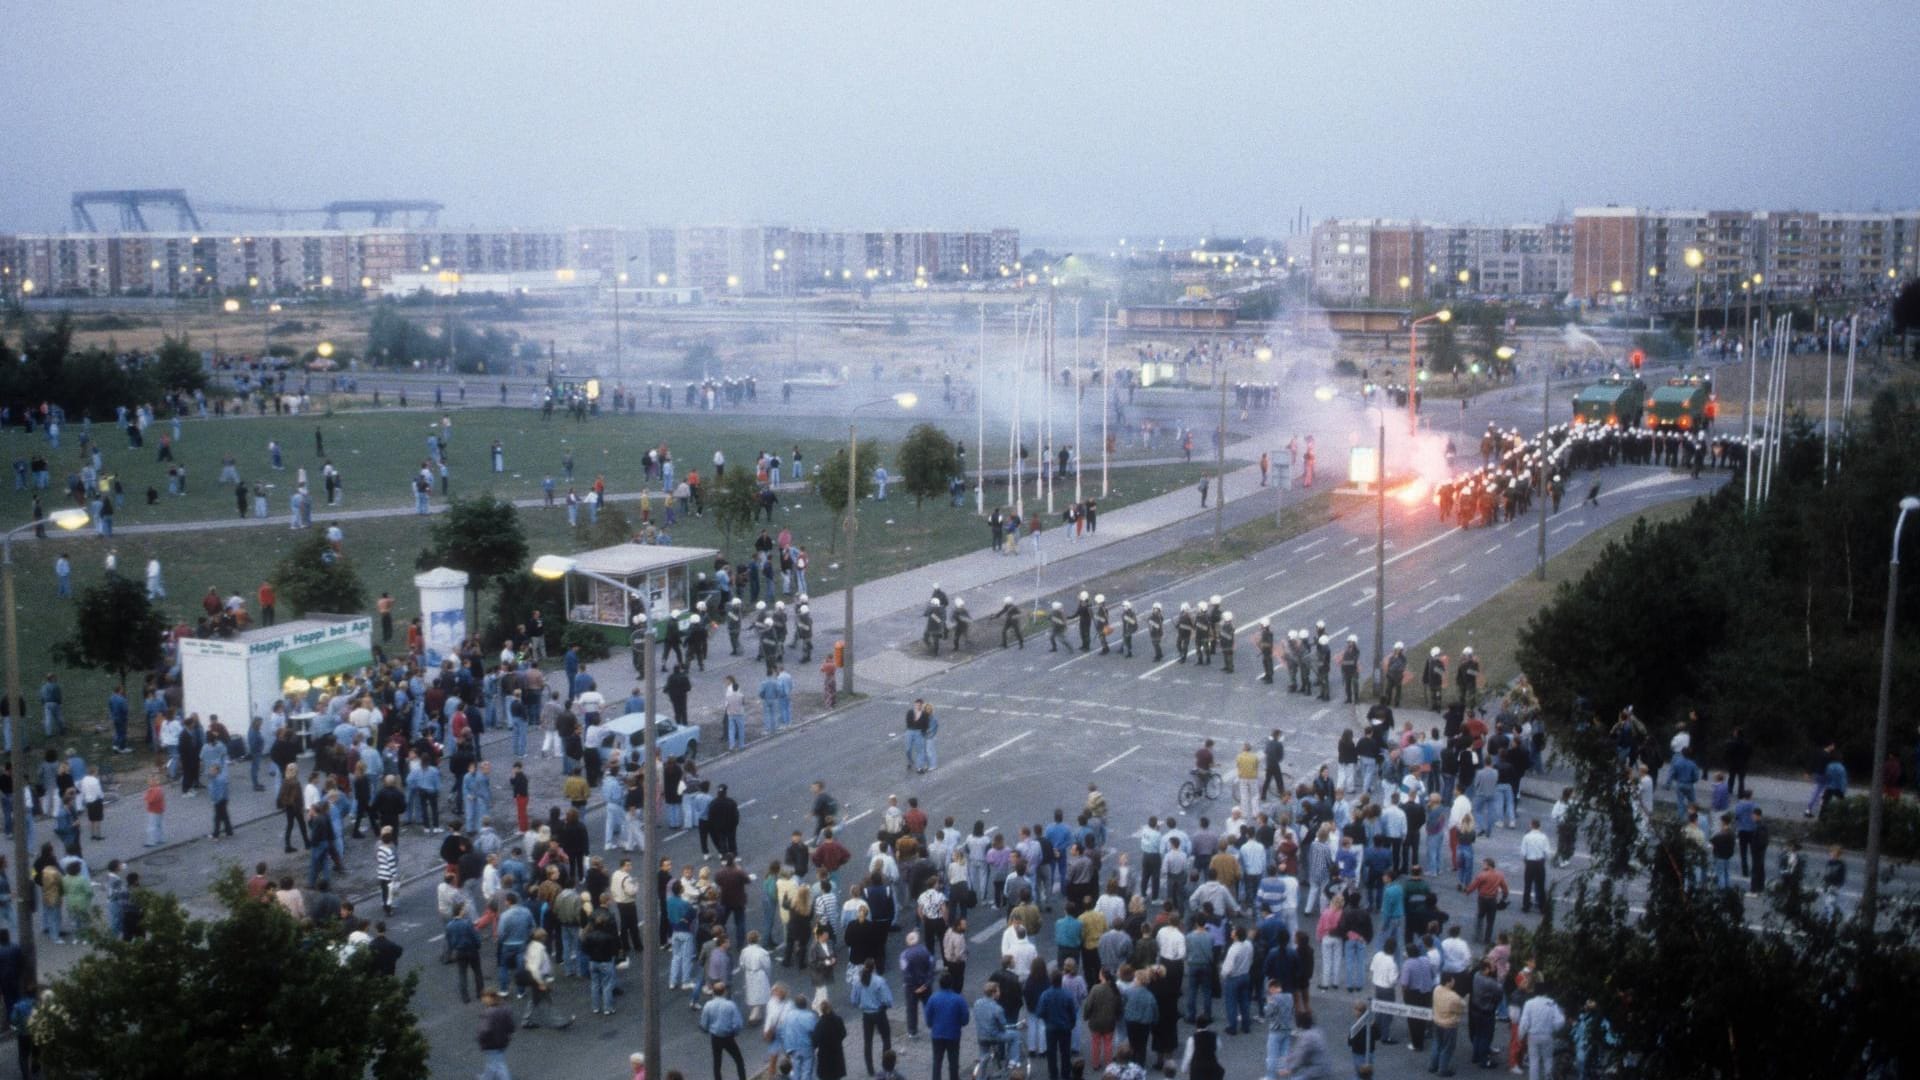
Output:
top-left (179, 614), bottom-right (374, 744)
top-left (561, 543), bottom-right (720, 632)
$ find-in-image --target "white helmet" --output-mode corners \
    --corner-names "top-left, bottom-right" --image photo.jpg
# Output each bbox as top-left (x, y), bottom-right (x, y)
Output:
top-left (1094, 594), bottom-right (1105, 604)
top-left (954, 597), bottom-right (965, 608)
top-left (1347, 634), bottom-right (1358, 642)
top-left (695, 601), bottom-right (706, 611)
top-left (1317, 635), bottom-right (1330, 646)
top-left (755, 601), bottom-right (767, 611)
top-left (932, 582), bottom-right (940, 591)
top-left (1079, 590), bottom-right (1089, 600)
top-left (1430, 646), bottom-right (1441, 657)
top-left (1209, 594), bottom-right (1222, 606)
top-left (797, 593), bottom-right (809, 602)
top-left (1051, 601), bottom-right (1062, 609)
top-left (1462, 646), bottom-right (1474, 656)
top-left (1003, 596), bottom-right (1014, 605)
top-left (798, 605), bottom-right (809, 614)
top-left (1223, 612), bottom-right (1234, 622)
top-left (774, 601), bottom-right (786, 610)
top-left (1123, 599), bottom-right (1133, 608)
top-left (1180, 602), bottom-right (1191, 611)
top-left (669, 609), bottom-right (681, 618)
top-left (728, 598), bottom-right (741, 608)
top-left (1393, 641), bottom-right (1404, 650)
top-left (1151, 601), bottom-right (1161, 609)
top-left (1260, 618), bottom-right (1270, 627)
top-left (929, 597), bottom-right (943, 607)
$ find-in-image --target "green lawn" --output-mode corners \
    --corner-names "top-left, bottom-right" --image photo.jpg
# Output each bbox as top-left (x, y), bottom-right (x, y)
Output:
top-left (11, 452), bottom-right (1221, 766)
top-left (1, 404), bottom-right (1194, 530)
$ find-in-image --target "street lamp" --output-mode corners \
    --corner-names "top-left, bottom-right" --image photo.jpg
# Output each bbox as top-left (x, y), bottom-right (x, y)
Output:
top-left (842, 393), bottom-right (918, 695)
top-left (1355, 403), bottom-right (1388, 697)
top-left (1407, 309), bottom-right (1452, 436)
top-left (1861, 495), bottom-right (1920, 923)
top-left (529, 553), bottom-right (664, 1069)
top-left (5, 508), bottom-right (89, 986)
top-left (1684, 247), bottom-right (1705, 350)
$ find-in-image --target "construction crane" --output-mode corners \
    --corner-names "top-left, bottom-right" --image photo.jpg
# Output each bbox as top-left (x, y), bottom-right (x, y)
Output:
top-left (322, 200), bottom-right (443, 228)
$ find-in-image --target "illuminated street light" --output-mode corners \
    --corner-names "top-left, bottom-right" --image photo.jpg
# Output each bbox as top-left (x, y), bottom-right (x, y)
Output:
top-left (223, 298), bottom-right (241, 313)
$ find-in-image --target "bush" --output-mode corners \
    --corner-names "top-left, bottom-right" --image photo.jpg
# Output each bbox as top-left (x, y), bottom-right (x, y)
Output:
top-left (1810, 795), bottom-right (1920, 859)
top-left (560, 620), bottom-right (614, 662)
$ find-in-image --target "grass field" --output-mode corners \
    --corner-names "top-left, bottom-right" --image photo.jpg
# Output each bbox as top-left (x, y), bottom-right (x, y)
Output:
top-left (11, 409), bottom-right (1213, 757)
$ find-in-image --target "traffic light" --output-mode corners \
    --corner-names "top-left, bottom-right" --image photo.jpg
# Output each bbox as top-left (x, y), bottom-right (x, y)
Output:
top-left (1629, 349), bottom-right (1645, 371)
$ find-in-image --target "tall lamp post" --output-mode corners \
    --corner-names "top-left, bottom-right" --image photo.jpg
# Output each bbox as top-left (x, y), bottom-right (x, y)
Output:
top-left (1406, 309), bottom-right (1453, 437)
top-left (530, 553), bottom-right (661, 1069)
top-left (1861, 495), bottom-right (1920, 923)
top-left (5, 507), bottom-right (90, 985)
top-left (1357, 404), bottom-right (1387, 697)
top-left (842, 393), bottom-right (919, 695)
top-left (1683, 247), bottom-right (1705, 352)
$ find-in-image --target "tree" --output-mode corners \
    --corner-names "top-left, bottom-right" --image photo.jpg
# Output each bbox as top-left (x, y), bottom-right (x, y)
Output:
top-left (421, 493), bottom-right (530, 616)
top-left (54, 572), bottom-right (165, 686)
top-left (150, 334), bottom-right (209, 395)
top-left (1469, 304), bottom-right (1506, 374)
top-left (1893, 279), bottom-right (1920, 361)
top-left (1516, 721), bottom-right (1920, 1078)
top-left (812, 439), bottom-right (879, 552)
top-left (271, 531), bottom-right (368, 616)
top-left (711, 468), bottom-right (761, 557)
top-left (34, 868), bottom-right (428, 1080)
top-left (1428, 316), bottom-right (1463, 375)
top-left (895, 423), bottom-right (960, 509)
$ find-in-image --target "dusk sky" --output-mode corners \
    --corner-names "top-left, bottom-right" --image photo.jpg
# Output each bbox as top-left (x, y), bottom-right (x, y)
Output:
top-left (7, 3), bottom-right (1917, 237)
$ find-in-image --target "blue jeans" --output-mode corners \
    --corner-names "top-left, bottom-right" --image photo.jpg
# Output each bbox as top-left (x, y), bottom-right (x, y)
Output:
top-left (308, 844), bottom-right (331, 886)
top-left (1472, 795), bottom-right (1494, 833)
top-left (1223, 973), bottom-right (1251, 1033)
top-left (41, 902), bottom-right (63, 939)
top-left (563, 924), bottom-right (586, 977)
top-left (1496, 784), bottom-right (1517, 828)
top-left (590, 960), bottom-right (617, 1012)
top-left (1675, 784), bottom-right (1696, 815)
top-left (669, 930), bottom-right (696, 988)
top-left (1431, 1025), bottom-right (1458, 1073)
top-left (1185, 970), bottom-right (1213, 1021)
top-left (1266, 1032), bottom-right (1292, 1077)
top-left (1425, 832), bottom-right (1445, 876)
top-left (1714, 857), bottom-right (1733, 891)
top-left (787, 1047), bottom-right (817, 1080)
top-left (511, 719), bottom-right (528, 757)
top-left (113, 715), bottom-right (129, 752)
top-left (479, 1047), bottom-right (511, 1080)
top-left (1456, 843), bottom-right (1475, 888)
top-left (497, 943), bottom-right (526, 991)
top-left (904, 731), bottom-right (924, 770)
top-left (778, 699), bottom-right (792, 729)
top-left (1344, 938), bottom-right (1367, 991)
top-left (146, 811), bottom-right (165, 847)
top-left (726, 713), bottom-right (744, 749)
top-left (44, 702), bottom-right (63, 737)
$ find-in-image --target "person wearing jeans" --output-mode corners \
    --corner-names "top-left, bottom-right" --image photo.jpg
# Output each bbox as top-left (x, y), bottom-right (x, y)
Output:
top-left (582, 911), bottom-right (621, 1015)
top-left (1430, 979), bottom-right (1465, 1075)
top-left (1264, 982), bottom-right (1294, 1080)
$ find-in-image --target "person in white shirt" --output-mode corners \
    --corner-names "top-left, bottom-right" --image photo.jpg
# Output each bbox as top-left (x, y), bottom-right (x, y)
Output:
top-left (1520, 819), bottom-right (1552, 913)
top-left (1006, 927), bottom-right (1038, 974)
top-left (78, 771), bottom-right (106, 840)
top-left (1368, 938), bottom-right (1401, 1043)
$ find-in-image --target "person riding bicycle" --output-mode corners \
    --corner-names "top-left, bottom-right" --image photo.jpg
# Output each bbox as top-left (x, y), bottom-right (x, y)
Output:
top-left (1192, 738), bottom-right (1218, 786)
top-left (972, 982), bottom-right (1023, 1072)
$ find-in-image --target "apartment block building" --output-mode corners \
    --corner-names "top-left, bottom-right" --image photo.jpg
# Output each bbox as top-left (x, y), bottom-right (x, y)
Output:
top-left (1, 223), bottom-right (1016, 299)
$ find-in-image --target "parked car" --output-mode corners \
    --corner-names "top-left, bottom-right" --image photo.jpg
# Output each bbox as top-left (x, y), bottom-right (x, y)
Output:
top-left (602, 711), bottom-right (699, 763)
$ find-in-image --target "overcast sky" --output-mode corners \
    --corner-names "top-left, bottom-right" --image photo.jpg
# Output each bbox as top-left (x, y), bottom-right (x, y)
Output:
top-left (7, 3), bottom-right (1917, 237)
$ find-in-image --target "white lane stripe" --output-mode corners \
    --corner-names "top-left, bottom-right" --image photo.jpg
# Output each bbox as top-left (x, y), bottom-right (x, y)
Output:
top-left (1139, 525), bottom-right (1466, 679)
top-left (1264, 569), bottom-right (1290, 581)
top-left (979, 731), bottom-right (1034, 758)
top-left (1293, 538), bottom-right (1326, 553)
top-left (1484, 543), bottom-right (1502, 554)
top-left (840, 808), bottom-right (874, 828)
top-left (1093, 745), bottom-right (1142, 773)
top-left (1448, 562), bottom-right (1468, 574)
top-left (1306, 552), bottom-right (1326, 563)
top-left (1419, 579), bottom-right (1438, 591)
top-left (1050, 651), bottom-right (1095, 672)
top-left (970, 918), bottom-right (1008, 944)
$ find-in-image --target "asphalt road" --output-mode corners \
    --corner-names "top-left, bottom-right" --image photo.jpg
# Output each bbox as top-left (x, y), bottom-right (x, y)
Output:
top-left (354, 458), bottom-right (1725, 1079)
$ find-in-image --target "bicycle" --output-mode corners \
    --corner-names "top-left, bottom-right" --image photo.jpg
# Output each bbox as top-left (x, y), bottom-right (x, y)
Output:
top-left (1176, 768), bottom-right (1223, 810)
top-left (971, 1038), bottom-right (1020, 1080)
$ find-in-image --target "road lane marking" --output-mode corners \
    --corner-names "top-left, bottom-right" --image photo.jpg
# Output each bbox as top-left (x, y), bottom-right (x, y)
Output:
top-left (1419, 579), bottom-right (1438, 591)
top-left (1264, 569), bottom-right (1290, 581)
top-left (1292, 538), bottom-right (1326, 554)
top-left (1306, 552), bottom-right (1326, 563)
top-left (970, 918), bottom-right (1008, 944)
top-left (979, 730), bottom-right (1034, 758)
top-left (1449, 562), bottom-right (1468, 574)
top-left (1484, 543), bottom-right (1502, 554)
top-left (1093, 745), bottom-right (1142, 773)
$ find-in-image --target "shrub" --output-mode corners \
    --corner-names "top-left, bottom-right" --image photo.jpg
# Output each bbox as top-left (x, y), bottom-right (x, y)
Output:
top-left (1810, 795), bottom-right (1920, 859)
